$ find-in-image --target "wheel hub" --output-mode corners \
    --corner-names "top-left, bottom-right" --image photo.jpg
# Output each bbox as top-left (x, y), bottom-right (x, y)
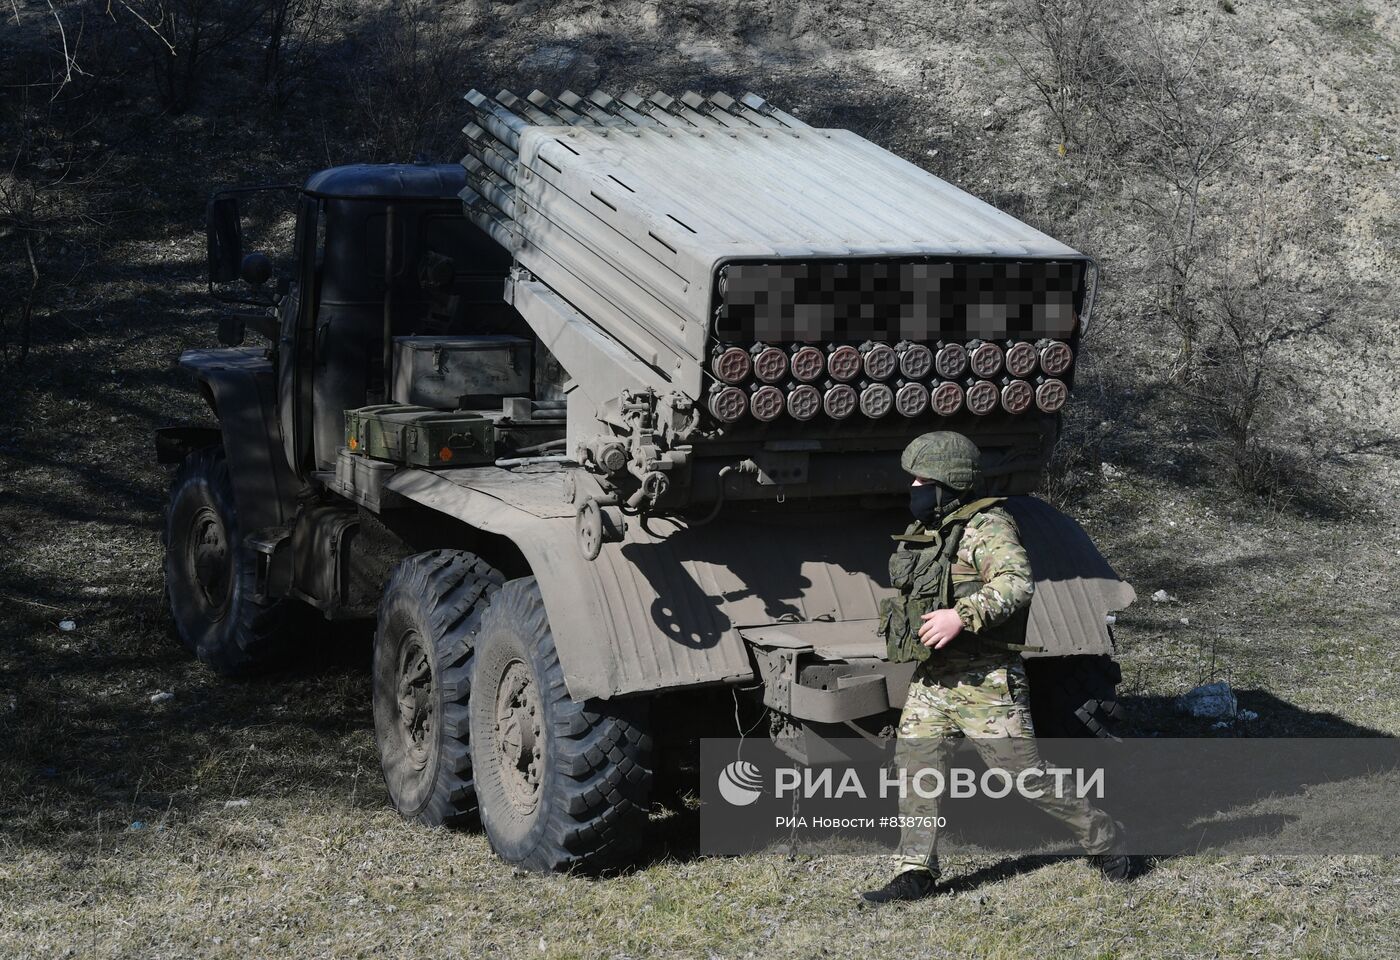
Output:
top-left (395, 634), bottom-right (435, 772)
top-left (494, 660), bottom-right (542, 812)
top-left (187, 506), bottom-right (230, 611)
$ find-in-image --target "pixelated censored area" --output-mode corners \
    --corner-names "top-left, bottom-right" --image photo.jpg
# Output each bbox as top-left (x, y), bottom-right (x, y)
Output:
top-left (714, 259), bottom-right (1084, 341)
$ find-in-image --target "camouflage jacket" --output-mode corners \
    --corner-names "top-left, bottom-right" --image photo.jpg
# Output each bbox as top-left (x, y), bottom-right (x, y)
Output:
top-left (948, 507), bottom-right (1035, 635)
top-left (880, 502), bottom-right (1035, 663)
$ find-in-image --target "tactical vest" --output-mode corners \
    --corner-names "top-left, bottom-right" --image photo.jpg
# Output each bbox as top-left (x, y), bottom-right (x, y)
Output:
top-left (878, 498), bottom-right (1033, 664)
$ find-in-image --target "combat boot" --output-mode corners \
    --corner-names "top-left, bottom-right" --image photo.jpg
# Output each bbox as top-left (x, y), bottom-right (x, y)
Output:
top-left (1093, 820), bottom-right (1138, 882)
top-left (860, 869), bottom-right (937, 904)
top-left (1094, 853), bottom-right (1138, 882)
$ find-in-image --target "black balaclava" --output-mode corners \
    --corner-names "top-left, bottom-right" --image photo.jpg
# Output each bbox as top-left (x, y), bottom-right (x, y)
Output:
top-left (909, 482), bottom-right (961, 525)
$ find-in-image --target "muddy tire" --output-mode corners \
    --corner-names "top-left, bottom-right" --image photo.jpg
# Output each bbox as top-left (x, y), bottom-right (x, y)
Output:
top-left (470, 577), bottom-right (653, 873)
top-left (1026, 655), bottom-right (1124, 738)
top-left (373, 550), bottom-right (503, 826)
top-left (163, 445), bottom-right (303, 676)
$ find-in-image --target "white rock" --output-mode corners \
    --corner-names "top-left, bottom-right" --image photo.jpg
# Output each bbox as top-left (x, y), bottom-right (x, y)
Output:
top-left (1239, 709), bottom-right (1259, 722)
top-left (1104, 614), bottom-right (1117, 625)
top-left (1177, 681), bottom-right (1238, 719)
top-left (149, 691), bottom-right (174, 704)
top-left (1179, 617), bottom-right (1190, 626)
top-left (224, 799), bottom-right (251, 808)
top-left (58, 619), bottom-right (76, 632)
top-left (1151, 589), bottom-right (1173, 603)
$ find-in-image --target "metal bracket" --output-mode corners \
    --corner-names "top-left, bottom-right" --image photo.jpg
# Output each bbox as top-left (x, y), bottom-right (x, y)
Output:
top-left (753, 449), bottom-right (809, 486)
top-left (576, 495), bottom-right (625, 561)
top-left (744, 625), bottom-right (908, 724)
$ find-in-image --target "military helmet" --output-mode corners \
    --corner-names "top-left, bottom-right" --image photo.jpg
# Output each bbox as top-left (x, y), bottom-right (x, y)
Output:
top-left (900, 431), bottom-right (982, 492)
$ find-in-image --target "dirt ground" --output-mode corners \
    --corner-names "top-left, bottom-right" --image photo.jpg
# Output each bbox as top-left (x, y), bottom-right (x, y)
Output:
top-left (2, 1), bottom-right (1399, 957)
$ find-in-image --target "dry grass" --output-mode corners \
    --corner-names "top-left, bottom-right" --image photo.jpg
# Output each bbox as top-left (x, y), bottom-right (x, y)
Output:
top-left (3, 248), bottom-right (1397, 960)
top-left (3, 0), bottom-right (1400, 956)
top-left (5, 798), bottom-right (1400, 958)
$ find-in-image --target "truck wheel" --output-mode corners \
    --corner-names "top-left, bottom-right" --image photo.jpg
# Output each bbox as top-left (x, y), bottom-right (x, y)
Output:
top-left (163, 445), bottom-right (302, 676)
top-left (1026, 655), bottom-right (1125, 738)
top-left (470, 577), bottom-right (653, 872)
top-left (373, 550), bottom-right (503, 826)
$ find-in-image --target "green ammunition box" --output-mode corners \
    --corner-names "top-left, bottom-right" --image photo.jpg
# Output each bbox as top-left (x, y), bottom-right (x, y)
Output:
top-left (344, 404), bottom-right (495, 467)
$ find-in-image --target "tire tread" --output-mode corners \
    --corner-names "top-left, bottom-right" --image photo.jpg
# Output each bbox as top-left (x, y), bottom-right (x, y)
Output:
top-left (375, 549), bottom-right (503, 827)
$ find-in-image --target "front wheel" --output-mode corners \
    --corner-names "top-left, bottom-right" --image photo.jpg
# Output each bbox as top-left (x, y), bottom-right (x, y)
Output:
top-left (470, 577), bottom-right (653, 872)
top-left (163, 445), bottom-right (304, 676)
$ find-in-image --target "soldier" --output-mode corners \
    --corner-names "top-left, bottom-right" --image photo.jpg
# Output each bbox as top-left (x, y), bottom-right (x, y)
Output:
top-left (861, 431), bottom-right (1133, 905)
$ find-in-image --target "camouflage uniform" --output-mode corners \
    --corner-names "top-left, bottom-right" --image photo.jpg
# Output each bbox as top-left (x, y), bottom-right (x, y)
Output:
top-left (886, 476), bottom-right (1119, 876)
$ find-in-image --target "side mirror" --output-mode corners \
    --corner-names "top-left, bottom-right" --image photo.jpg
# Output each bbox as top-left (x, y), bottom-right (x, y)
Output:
top-left (240, 252), bottom-right (273, 285)
top-left (207, 195), bottom-right (242, 284)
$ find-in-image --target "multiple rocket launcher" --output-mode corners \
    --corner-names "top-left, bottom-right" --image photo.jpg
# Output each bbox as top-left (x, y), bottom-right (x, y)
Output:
top-left (459, 88), bottom-right (1084, 432)
top-left (702, 336), bottom-right (1074, 425)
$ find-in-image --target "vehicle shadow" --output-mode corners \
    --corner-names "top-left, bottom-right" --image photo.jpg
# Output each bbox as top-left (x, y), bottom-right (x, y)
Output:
top-left (618, 689), bottom-right (1395, 882)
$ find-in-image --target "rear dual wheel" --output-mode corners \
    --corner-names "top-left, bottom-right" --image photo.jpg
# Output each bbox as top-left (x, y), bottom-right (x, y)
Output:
top-left (470, 577), bottom-right (654, 872)
top-left (1026, 654), bottom-right (1125, 738)
top-left (373, 562), bottom-right (653, 871)
top-left (373, 550), bottom-right (503, 826)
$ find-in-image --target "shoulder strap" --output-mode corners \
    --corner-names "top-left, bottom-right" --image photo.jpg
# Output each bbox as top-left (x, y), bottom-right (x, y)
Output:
top-left (938, 496), bottom-right (1006, 529)
top-left (892, 519), bottom-right (936, 545)
top-left (892, 497), bottom-right (1005, 545)
top-left (936, 497), bottom-right (1005, 607)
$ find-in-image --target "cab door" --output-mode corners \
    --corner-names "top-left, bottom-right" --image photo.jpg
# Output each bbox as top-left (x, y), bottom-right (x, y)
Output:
top-left (278, 194), bottom-right (323, 477)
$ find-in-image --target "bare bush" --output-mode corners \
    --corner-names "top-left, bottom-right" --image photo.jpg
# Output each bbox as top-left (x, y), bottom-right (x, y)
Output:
top-left (340, 0), bottom-right (474, 161)
top-left (1177, 189), bottom-right (1342, 496)
top-left (0, 172), bottom-right (42, 368)
top-left (106, 0), bottom-right (266, 111)
top-left (1112, 15), bottom-right (1257, 371)
top-left (1016, 3), bottom-right (1258, 365)
top-left (1010, 0), bottom-right (1335, 498)
top-left (261, 0), bottom-right (329, 107)
top-left (1038, 421), bottom-right (1102, 509)
top-left (1, 6), bottom-right (103, 368)
top-left (1008, 0), bottom-right (1126, 154)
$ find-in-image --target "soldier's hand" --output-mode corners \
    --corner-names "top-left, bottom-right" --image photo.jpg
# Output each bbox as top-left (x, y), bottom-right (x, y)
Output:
top-left (918, 608), bottom-right (964, 649)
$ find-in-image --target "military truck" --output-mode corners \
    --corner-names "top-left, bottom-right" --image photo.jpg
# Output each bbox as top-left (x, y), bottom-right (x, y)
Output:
top-left (156, 89), bottom-right (1134, 872)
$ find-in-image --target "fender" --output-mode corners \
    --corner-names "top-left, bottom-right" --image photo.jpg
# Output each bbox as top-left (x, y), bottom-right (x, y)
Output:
top-left (1003, 496), bottom-right (1137, 658)
top-left (385, 466), bottom-right (899, 700)
top-left (385, 469), bottom-right (1133, 703)
top-left (174, 347), bottom-right (303, 532)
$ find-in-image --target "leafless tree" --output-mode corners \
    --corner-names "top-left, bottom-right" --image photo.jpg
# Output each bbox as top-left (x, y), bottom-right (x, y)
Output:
top-left (261, 0), bottom-right (327, 107)
top-left (105, 0), bottom-right (266, 111)
top-left (341, 0), bottom-right (474, 162)
top-left (1177, 189), bottom-right (1342, 494)
top-left (1008, 0), bottom-right (1126, 155)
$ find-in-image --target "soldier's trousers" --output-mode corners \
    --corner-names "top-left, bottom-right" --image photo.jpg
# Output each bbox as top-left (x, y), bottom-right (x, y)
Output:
top-left (892, 656), bottom-right (1118, 877)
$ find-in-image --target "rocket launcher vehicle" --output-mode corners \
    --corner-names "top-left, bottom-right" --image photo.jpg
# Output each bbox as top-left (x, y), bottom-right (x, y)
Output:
top-left (459, 88), bottom-right (1095, 518)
